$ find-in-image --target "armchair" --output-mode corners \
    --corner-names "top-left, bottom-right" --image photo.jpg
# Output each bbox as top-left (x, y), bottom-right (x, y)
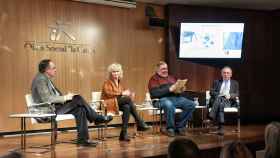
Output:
top-left (143, 92), bottom-right (183, 133)
top-left (205, 90), bottom-right (240, 133)
top-left (25, 94), bottom-right (75, 141)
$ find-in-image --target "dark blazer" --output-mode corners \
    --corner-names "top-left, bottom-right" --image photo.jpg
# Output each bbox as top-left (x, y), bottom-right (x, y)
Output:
top-left (209, 79), bottom-right (239, 107)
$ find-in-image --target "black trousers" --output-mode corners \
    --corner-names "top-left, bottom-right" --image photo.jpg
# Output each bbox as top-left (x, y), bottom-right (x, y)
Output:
top-left (55, 95), bottom-right (101, 141)
top-left (209, 96), bottom-right (234, 124)
top-left (117, 96), bottom-right (143, 132)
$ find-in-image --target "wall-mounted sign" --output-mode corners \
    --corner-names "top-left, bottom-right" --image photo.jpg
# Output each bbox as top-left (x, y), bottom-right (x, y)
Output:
top-left (24, 41), bottom-right (95, 54)
top-left (49, 20), bottom-right (76, 41)
top-left (24, 20), bottom-right (95, 54)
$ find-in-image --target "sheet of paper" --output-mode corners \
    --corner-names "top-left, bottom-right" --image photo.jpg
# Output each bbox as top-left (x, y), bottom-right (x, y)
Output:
top-left (174, 79), bottom-right (188, 93)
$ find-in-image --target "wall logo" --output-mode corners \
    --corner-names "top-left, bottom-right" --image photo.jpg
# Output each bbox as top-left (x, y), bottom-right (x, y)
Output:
top-left (49, 20), bottom-right (76, 41)
top-left (24, 20), bottom-right (95, 54)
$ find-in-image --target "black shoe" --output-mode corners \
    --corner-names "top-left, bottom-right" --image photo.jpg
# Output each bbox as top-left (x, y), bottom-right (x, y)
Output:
top-left (119, 135), bottom-right (131, 141)
top-left (208, 112), bottom-right (216, 121)
top-left (203, 119), bottom-right (218, 129)
top-left (162, 129), bottom-right (176, 137)
top-left (95, 115), bottom-right (113, 125)
top-left (217, 126), bottom-right (224, 136)
top-left (217, 132), bottom-right (224, 136)
top-left (3, 151), bottom-right (22, 158)
top-left (176, 128), bottom-right (186, 136)
top-left (77, 139), bottom-right (98, 147)
top-left (137, 123), bottom-right (150, 131)
top-left (119, 131), bottom-right (130, 141)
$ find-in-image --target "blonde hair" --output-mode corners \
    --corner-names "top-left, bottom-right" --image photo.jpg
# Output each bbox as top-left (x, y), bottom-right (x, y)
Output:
top-left (107, 63), bottom-right (123, 79)
top-left (264, 122), bottom-right (280, 158)
top-left (220, 141), bottom-right (253, 158)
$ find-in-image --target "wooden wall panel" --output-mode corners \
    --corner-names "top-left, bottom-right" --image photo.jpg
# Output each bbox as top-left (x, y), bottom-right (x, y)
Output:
top-left (0, 0), bottom-right (165, 132)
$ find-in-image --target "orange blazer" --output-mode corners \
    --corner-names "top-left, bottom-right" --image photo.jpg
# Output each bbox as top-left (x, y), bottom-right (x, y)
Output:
top-left (101, 79), bottom-right (124, 114)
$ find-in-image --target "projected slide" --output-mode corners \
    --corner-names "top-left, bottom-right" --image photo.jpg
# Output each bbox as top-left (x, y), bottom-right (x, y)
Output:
top-left (179, 23), bottom-right (244, 59)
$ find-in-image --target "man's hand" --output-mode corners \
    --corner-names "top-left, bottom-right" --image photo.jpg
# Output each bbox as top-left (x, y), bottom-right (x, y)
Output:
top-left (64, 93), bottom-right (74, 101)
top-left (169, 84), bottom-right (176, 92)
top-left (225, 94), bottom-right (231, 99)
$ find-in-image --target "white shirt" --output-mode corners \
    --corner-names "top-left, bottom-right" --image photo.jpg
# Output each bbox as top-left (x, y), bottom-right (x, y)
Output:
top-left (49, 79), bottom-right (60, 96)
top-left (220, 80), bottom-right (231, 95)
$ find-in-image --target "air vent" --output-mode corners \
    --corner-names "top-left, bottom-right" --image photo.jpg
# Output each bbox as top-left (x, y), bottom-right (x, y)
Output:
top-left (72, 0), bottom-right (136, 8)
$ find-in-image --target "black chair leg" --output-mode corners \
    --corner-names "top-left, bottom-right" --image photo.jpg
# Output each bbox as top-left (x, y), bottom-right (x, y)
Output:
top-left (159, 108), bottom-right (163, 132)
top-left (54, 121), bottom-right (58, 141)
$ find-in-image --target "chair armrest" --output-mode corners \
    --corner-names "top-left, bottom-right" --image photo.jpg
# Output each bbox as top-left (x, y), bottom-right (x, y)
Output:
top-left (224, 107), bottom-right (238, 112)
top-left (147, 98), bottom-right (159, 105)
top-left (151, 98), bottom-right (159, 101)
top-left (135, 104), bottom-right (144, 108)
top-left (30, 102), bottom-right (51, 107)
top-left (91, 99), bottom-right (104, 103)
top-left (28, 102), bottom-right (56, 114)
top-left (235, 97), bottom-right (240, 108)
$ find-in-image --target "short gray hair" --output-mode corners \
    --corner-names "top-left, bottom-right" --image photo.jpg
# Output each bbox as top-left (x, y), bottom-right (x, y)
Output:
top-left (107, 63), bottom-right (123, 79)
top-left (155, 61), bottom-right (167, 71)
top-left (221, 66), bottom-right (232, 73)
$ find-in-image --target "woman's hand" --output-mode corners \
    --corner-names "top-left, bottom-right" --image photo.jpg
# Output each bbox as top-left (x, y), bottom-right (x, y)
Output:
top-left (130, 92), bottom-right (135, 100)
top-left (122, 89), bottom-right (131, 96)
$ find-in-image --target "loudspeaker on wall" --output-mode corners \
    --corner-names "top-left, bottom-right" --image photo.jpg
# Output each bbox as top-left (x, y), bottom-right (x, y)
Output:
top-left (148, 17), bottom-right (167, 28)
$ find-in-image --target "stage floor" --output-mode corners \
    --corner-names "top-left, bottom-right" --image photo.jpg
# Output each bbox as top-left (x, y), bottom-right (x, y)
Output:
top-left (0, 124), bottom-right (265, 158)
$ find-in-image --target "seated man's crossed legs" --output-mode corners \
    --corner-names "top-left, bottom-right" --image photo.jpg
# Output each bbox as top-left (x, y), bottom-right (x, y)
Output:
top-left (56, 95), bottom-right (113, 146)
top-left (209, 96), bottom-right (231, 135)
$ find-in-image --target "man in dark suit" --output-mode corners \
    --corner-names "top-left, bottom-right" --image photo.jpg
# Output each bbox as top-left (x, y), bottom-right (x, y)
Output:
top-left (31, 59), bottom-right (113, 147)
top-left (209, 66), bottom-right (239, 135)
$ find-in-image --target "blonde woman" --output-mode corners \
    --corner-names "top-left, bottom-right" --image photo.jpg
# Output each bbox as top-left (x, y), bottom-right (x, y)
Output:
top-left (220, 141), bottom-right (253, 158)
top-left (101, 63), bottom-right (150, 141)
top-left (264, 122), bottom-right (280, 158)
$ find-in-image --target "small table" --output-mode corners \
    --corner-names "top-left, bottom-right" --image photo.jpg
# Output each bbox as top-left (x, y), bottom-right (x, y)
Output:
top-left (189, 106), bottom-right (208, 128)
top-left (9, 113), bottom-right (56, 150)
top-left (94, 110), bottom-right (106, 140)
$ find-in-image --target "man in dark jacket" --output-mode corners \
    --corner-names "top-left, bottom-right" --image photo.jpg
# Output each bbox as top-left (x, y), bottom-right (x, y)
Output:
top-left (209, 66), bottom-right (239, 135)
top-left (148, 61), bottom-right (195, 137)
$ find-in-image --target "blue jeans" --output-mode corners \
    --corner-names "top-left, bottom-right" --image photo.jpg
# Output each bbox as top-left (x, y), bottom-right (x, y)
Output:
top-left (158, 96), bottom-right (195, 130)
